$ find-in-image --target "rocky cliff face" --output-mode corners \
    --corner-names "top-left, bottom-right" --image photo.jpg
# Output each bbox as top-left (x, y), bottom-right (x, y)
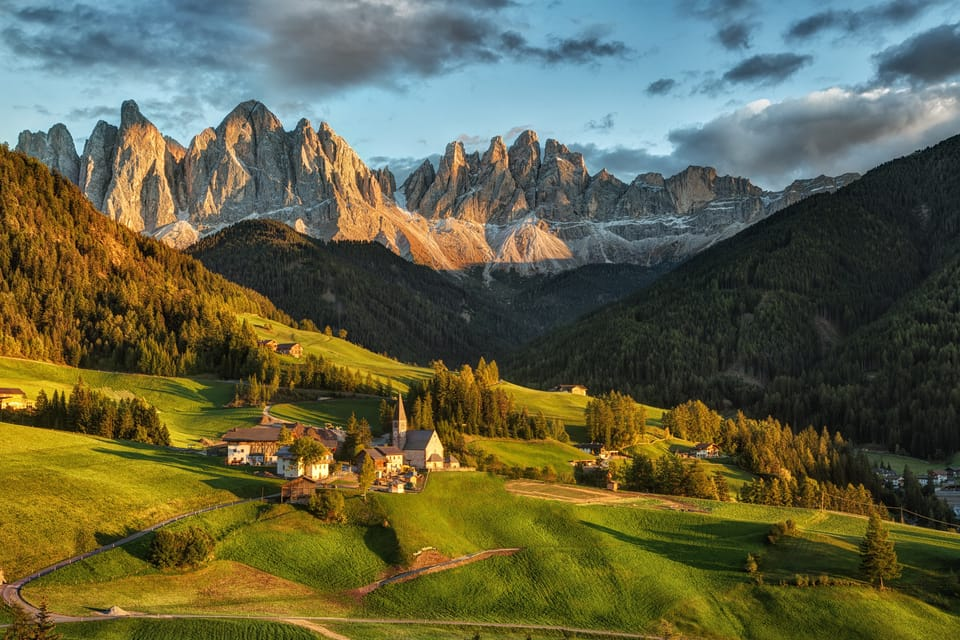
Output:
top-left (16, 100), bottom-right (859, 273)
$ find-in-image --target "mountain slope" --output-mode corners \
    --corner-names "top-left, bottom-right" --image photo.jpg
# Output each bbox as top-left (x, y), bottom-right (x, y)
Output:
top-left (0, 146), bottom-right (288, 376)
top-left (507, 133), bottom-right (960, 457)
top-left (17, 100), bottom-right (856, 276)
top-left (188, 220), bottom-right (527, 364)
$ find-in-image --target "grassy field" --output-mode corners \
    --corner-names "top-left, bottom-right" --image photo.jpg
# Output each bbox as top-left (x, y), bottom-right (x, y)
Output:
top-left (863, 449), bottom-right (960, 474)
top-left (268, 399), bottom-right (384, 435)
top-left (240, 313), bottom-right (433, 393)
top-left (19, 472), bottom-right (960, 638)
top-left (55, 618), bottom-right (320, 640)
top-left (0, 423), bottom-right (280, 579)
top-left (0, 356), bottom-right (262, 446)
top-left (467, 437), bottom-right (588, 469)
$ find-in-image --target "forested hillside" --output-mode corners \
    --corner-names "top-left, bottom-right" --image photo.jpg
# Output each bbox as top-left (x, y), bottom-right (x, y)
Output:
top-left (508, 133), bottom-right (960, 458)
top-left (0, 147), bottom-right (288, 377)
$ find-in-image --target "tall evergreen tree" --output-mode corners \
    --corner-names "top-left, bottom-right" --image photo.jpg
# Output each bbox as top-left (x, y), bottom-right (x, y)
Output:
top-left (860, 512), bottom-right (901, 590)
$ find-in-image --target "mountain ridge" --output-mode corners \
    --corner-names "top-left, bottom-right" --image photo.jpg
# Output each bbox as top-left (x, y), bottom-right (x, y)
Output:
top-left (16, 100), bottom-right (858, 276)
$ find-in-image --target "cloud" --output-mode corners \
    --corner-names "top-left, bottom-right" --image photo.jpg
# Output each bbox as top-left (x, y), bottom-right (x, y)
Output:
top-left (368, 154), bottom-right (441, 186)
top-left (785, 0), bottom-right (937, 41)
top-left (499, 29), bottom-right (632, 65)
top-left (569, 142), bottom-right (683, 181)
top-left (665, 85), bottom-right (960, 188)
top-left (585, 113), bottom-right (616, 131)
top-left (716, 21), bottom-right (755, 50)
top-left (874, 23), bottom-right (960, 86)
top-left (681, 0), bottom-right (757, 20)
top-left (646, 78), bottom-right (677, 96)
top-left (504, 125), bottom-right (536, 141)
top-left (722, 53), bottom-right (812, 85)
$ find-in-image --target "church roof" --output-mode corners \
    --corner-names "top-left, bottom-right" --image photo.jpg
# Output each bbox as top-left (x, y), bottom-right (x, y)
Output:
top-left (403, 429), bottom-right (436, 451)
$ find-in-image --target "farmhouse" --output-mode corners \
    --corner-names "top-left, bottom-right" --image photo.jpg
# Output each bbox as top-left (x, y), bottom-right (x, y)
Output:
top-left (276, 343), bottom-right (303, 358)
top-left (257, 339), bottom-right (278, 351)
top-left (276, 446), bottom-right (333, 480)
top-left (0, 387), bottom-right (29, 410)
top-left (694, 443), bottom-right (721, 458)
top-left (222, 418), bottom-right (337, 466)
top-left (391, 395), bottom-right (447, 470)
top-left (552, 384), bottom-right (588, 396)
top-left (357, 445), bottom-right (404, 478)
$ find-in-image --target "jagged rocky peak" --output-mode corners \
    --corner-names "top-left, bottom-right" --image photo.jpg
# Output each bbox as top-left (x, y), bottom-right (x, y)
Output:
top-left (16, 123), bottom-right (80, 185)
top-left (401, 159), bottom-right (437, 211)
top-left (79, 120), bottom-right (119, 209)
top-left (416, 141), bottom-right (473, 218)
top-left (535, 138), bottom-right (590, 220)
top-left (507, 129), bottom-right (541, 208)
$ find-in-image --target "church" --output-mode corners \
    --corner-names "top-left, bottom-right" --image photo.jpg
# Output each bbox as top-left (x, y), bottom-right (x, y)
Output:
top-left (392, 394), bottom-right (446, 470)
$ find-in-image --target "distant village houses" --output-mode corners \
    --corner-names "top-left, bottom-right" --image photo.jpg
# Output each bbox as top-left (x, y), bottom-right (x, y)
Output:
top-left (277, 343), bottom-right (303, 358)
top-left (552, 384), bottom-right (588, 396)
top-left (222, 415), bottom-right (340, 466)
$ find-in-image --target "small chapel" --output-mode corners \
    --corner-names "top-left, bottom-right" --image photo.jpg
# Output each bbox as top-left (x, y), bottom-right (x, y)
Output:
top-left (392, 394), bottom-right (446, 470)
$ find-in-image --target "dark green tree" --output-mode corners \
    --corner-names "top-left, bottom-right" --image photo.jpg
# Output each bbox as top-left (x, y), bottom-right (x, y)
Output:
top-left (860, 512), bottom-right (901, 590)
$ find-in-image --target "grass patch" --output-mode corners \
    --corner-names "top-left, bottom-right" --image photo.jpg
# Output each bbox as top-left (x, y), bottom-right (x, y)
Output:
top-left (0, 423), bottom-right (279, 579)
top-left (467, 438), bottom-right (587, 470)
top-left (268, 399), bottom-right (384, 435)
top-left (57, 618), bottom-right (319, 640)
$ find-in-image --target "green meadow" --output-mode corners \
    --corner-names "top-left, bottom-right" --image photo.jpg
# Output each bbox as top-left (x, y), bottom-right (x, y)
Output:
top-left (55, 618), bottom-right (320, 640)
top-left (267, 399), bottom-right (384, 435)
top-left (468, 437), bottom-right (588, 469)
top-left (19, 472), bottom-right (960, 638)
top-left (0, 422), bottom-right (279, 579)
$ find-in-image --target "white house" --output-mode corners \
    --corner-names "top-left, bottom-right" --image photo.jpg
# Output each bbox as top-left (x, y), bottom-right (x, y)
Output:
top-left (276, 446), bottom-right (333, 480)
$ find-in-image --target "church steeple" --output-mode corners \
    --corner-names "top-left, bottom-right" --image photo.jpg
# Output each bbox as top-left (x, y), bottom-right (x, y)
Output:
top-left (391, 394), bottom-right (408, 449)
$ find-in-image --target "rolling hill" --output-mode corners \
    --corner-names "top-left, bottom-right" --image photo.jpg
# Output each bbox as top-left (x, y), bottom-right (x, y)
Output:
top-left (507, 132), bottom-right (960, 458)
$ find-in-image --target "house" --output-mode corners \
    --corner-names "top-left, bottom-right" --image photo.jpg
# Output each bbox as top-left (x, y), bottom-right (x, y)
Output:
top-left (694, 443), bottom-right (721, 459)
top-left (552, 384), bottom-right (588, 396)
top-left (576, 443), bottom-right (606, 457)
top-left (276, 446), bottom-right (333, 480)
top-left (0, 388), bottom-right (29, 410)
top-left (445, 454), bottom-right (460, 470)
top-left (276, 343), bottom-right (303, 358)
top-left (390, 394), bottom-right (447, 470)
top-left (222, 425), bottom-right (286, 465)
top-left (258, 339), bottom-right (278, 351)
top-left (281, 476), bottom-right (319, 503)
top-left (357, 446), bottom-right (404, 478)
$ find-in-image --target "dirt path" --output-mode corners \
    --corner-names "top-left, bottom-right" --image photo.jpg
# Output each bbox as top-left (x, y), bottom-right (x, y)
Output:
top-left (352, 547), bottom-right (521, 596)
top-left (505, 480), bottom-right (709, 512)
top-left (285, 618), bottom-right (353, 640)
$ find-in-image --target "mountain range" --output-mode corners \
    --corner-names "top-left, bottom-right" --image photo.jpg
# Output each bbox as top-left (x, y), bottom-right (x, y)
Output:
top-left (16, 100), bottom-right (858, 276)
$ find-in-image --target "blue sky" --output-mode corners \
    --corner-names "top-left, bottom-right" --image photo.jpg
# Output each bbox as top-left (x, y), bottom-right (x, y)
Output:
top-left (3, 0), bottom-right (960, 189)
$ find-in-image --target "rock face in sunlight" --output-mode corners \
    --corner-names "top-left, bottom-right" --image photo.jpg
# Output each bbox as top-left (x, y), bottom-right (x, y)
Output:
top-left (16, 100), bottom-right (859, 275)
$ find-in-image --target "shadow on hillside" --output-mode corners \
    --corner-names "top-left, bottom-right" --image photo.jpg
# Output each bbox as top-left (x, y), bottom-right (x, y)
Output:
top-left (365, 525), bottom-right (403, 567)
top-left (89, 443), bottom-right (275, 499)
top-left (580, 519), bottom-right (763, 573)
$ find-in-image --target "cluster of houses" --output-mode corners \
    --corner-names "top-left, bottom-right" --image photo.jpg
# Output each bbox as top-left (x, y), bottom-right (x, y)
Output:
top-left (217, 395), bottom-right (459, 499)
top-left (257, 339), bottom-right (303, 358)
top-left (874, 465), bottom-right (959, 489)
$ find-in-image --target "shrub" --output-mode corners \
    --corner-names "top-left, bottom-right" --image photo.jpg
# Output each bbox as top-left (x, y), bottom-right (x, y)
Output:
top-left (149, 527), bottom-right (215, 569)
top-left (744, 553), bottom-right (759, 574)
top-left (766, 519), bottom-right (797, 545)
top-left (308, 489), bottom-right (346, 523)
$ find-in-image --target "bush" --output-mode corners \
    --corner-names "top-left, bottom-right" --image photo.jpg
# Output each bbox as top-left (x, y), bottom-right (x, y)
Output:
top-left (765, 519), bottom-right (797, 545)
top-left (744, 553), bottom-right (759, 574)
top-left (149, 527), bottom-right (215, 569)
top-left (308, 489), bottom-right (346, 523)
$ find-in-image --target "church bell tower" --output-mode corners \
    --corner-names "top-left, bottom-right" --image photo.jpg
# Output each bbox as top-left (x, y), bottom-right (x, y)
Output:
top-left (391, 394), bottom-right (408, 449)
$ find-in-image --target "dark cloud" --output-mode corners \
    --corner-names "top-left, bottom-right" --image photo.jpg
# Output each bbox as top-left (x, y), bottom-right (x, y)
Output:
top-left (0, 0), bottom-right (628, 98)
top-left (65, 104), bottom-right (115, 121)
top-left (722, 53), bottom-right (812, 85)
top-left (874, 23), bottom-right (960, 85)
top-left (785, 1), bottom-right (937, 41)
top-left (499, 30), bottom-right (632, 65)
top-left (665, 85), bottom-right (960, 188)
top-left (716, 21), bottom-right (754, 50)
top-left (681, 0), bottom-right (756, 20)
top-left (646, 78), bottom-right (677, 96)
top-left (585, 113), bottom-right (616, 131)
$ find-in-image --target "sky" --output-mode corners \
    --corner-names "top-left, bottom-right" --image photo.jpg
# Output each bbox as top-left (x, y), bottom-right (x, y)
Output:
top-left (3, 0), bottom-right (960, 190)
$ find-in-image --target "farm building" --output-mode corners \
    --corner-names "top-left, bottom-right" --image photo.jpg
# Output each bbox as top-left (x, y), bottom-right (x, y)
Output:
top-left (694, 443), bottom-right (721, 458)
top-left (281, 476), bottom-right (319, 503)
top-left (257, 339), bottom-right (278, 351)
top-left (0, 387), bottom-right (29, 410)
top-left (276, 343), bottom-right (303, 358)
top-left (222, 418), bottom-right (338, 466)
top-left (357, 446), bottom-right (404, 478)
top-left (552, 384), bottom-right (588, 396)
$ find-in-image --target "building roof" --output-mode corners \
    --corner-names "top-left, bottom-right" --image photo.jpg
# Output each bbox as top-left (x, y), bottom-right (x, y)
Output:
top-left (377, 445), bottom-right (404, 456)
top-left (427, 453), bottom-right (444, 462)
top-left (361, 447), bottom-right (386, 461)
top-left (277, 342), bottom-right (300, 350)
top-left (403, 429), bottom-right (437, 451)
top-left (223, 426), bottom-right (283, 442)
top-left (0, 388), bottom-right (26, 396)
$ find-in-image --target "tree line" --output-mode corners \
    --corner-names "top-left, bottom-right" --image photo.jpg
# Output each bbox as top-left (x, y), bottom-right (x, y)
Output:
top-left (1, 379), bottom-right (170, 446)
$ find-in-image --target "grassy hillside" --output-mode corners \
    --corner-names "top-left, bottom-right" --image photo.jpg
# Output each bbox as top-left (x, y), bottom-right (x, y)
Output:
top-left (29, 473), bottom-right (959, 638)
top-left (56, 619), bottom-right (319, 640)
top-left (0, 423), bottom-right (279, 579)
top-left (508, 133), bottom-right (960, 458)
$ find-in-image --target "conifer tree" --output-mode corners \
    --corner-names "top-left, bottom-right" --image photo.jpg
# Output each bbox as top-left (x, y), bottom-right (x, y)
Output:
top-left (860, 511), bottom-right (900, 590)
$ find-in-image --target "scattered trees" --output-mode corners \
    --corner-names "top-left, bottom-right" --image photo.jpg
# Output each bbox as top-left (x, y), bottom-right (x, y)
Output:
top-left (308, 489), bottom-right (346, 523)
top-left (585, 391), bottom-right (645, 448)
top-left (148, 527), bottom-right (215, 569)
